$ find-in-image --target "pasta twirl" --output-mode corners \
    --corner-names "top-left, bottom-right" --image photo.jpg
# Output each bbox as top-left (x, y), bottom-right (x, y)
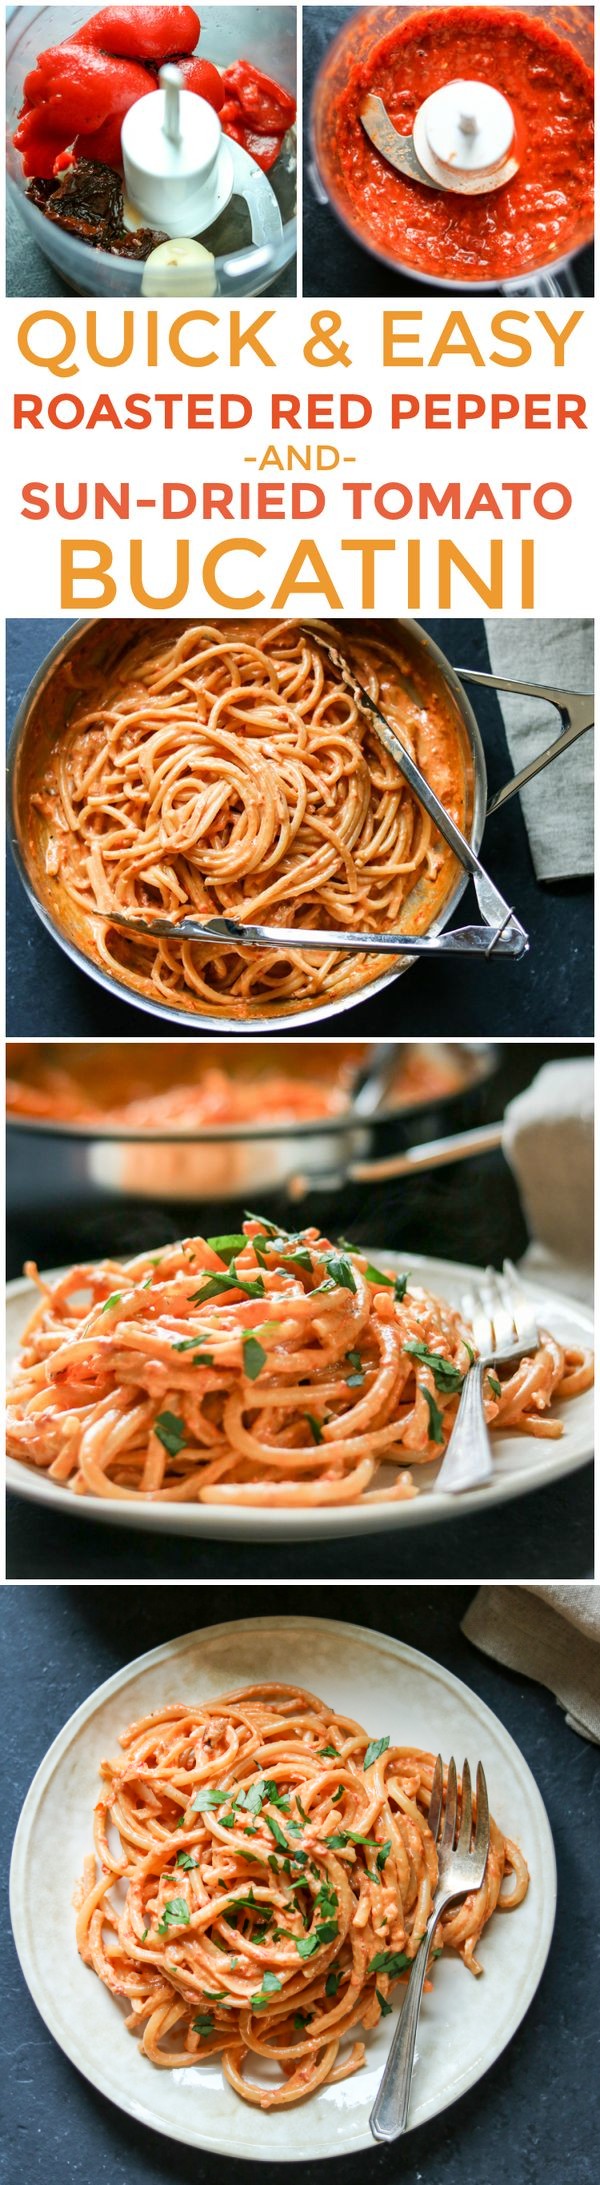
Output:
top-left (7, 1220), bottom-right (593, 1507)
top-left (74, 1682), bottom-right (530, 2109)
top-left (31, 620), bottom-right (465, 1018)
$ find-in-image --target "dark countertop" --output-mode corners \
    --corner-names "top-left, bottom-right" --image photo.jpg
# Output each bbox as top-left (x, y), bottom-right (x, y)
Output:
top-left (302, 9), bottom-right (595, 300)
top-left (6, 1040), bottom-right (594, 1580)
top-left (2, 1583), bottom-right (599, 2185)
top-left (6, 619), bottom-right (593, 1038)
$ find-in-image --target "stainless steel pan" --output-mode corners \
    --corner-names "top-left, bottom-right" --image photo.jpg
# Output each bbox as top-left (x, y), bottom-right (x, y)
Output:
top-left (6, 1040), bottom-right (497, 1204)
top-left (7, 616), bottom-right (579, 1034)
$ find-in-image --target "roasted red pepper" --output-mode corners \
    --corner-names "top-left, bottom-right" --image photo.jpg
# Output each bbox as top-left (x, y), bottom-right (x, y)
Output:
top-left (72, 8), bottom-right (200, 61)
top-left (72, 115), bottom-right (133, 171)
top-left (15, 8), bottom-right (294, 185)
top-left (221, 61), bottom-right (295, 134)
top-left (174, 54), bottom-right (224, 112)
top-left (17, 47), bottom-right (154, 173)
top-left (220, 100), bottom-right (285, 173)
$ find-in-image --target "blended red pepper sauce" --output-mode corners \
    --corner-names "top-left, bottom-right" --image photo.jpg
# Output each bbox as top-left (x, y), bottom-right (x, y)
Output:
top-left (330, 7), bottom-right (594, 281)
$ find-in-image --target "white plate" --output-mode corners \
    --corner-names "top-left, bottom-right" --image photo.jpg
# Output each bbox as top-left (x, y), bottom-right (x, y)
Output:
top-left (9, 1614), bottom-right (556, 2160)
top-left (5, 1252), bottom-right (593, 1541)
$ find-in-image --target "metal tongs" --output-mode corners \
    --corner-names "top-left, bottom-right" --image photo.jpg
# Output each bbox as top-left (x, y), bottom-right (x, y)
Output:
top-left (300, 622), bottom-right (528, 957)
top-left (104, 909), bottom-right (525, 958)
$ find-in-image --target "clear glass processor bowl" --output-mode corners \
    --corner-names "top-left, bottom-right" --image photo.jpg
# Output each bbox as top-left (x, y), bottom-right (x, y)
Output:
top-left (7, 4), bottom-right (297, 295)
top-left (310, 3), bottom-right (594, 293)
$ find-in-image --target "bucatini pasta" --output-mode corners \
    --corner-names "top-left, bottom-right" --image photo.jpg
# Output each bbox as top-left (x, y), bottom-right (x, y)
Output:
top-left (7, 1219), bottom-right (593, 1506)
top-left (74, 1681), bottom-right (530, 2109)
top-left (29, 619), bottom-right (465, 1017)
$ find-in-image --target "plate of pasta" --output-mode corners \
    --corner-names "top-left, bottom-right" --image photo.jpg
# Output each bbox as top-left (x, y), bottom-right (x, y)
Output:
top-left (5, 1221), bottom-right (593, 1539)
top-left (9, 1614), bottom-right (556, 2157)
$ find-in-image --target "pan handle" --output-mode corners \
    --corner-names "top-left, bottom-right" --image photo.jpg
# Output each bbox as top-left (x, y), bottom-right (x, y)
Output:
top-left (456, 669), bottom-right (594, 817)
top-left (289, 1120), bottom-right (503, 1197)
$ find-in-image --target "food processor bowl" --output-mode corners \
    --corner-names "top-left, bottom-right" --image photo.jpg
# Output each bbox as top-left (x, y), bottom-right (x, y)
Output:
top-left (309, 4), bottom-right (594, 294)
top-left (7, 4), bottom-right (297, 296)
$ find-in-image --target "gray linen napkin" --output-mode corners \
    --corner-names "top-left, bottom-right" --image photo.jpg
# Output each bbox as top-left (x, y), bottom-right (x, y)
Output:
top-left (502, 1058), bottom-right (594, 1306)
top-left (483, 619), bottom-right (593, 881)
top-left (463, 1586), bottom-right (600, 1744)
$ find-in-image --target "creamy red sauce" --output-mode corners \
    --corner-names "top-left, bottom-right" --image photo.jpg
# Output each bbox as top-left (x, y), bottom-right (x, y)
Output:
top-left (330, 7), bottom-right (594, 281)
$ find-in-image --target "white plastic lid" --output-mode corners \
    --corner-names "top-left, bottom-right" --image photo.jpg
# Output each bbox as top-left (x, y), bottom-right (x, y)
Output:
top-left (418, 79), bottom-right (515, 178)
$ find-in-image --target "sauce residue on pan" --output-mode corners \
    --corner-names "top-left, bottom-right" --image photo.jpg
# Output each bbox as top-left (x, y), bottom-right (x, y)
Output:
top-left (329, 7), bottom-right (594, 281)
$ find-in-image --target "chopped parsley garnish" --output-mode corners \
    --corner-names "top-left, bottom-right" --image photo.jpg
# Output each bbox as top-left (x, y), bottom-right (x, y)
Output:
top-left (253, 1238), bottom-right (314, 1274)
top-left (154, 1412), bottom-right (188, 1457)
top-left (422, 1388), bottom-right (445, 1445)
top-left (157, 1897), bottom-right (190, 1935)
top-left (101, 1291), bottom-right (123, 1312)
top-left (242, 1335), bottom-right (267, 1381)
top-left (305, 1414), bottom-right (324, 1444)
top-left (363, 1736), bottom-right (390, 1770)
top-left (295, 1796), bottom-right (310, 1825)
top-left (172, 1335), bottom-right (209, 1352)
top-left (241, 1783), bottom-right (264, 1815)
top-left (265, 1813), bottom-right (291, 1852)
top-left (294, 2011), bottom-right (311, 2030)
top-left (243, 1210), bottom-right (280, 1237)
top-left (192, 2014), bottom-right (215, 2038)
top-left (488, 1372), bottom-right (502, 1398)
top-left (175, 1852), bottom-right (198, 1870)
top-left (376, 1988), bottom-right (393, 2016)
top-left (251, 1971), bottom-right (283, 2011)
top-left (296, 1921), bottom-right (338, 1957)
top-left (342, 1831), bottom-right (381, 1849)
top-left (363, 1262), bottom-right (408, 1300)
top-left (192, 1785), bottom-right (230, 1811)
top-left (405, 1341), bottom-right (463, 1394)
top-left (367, 1949), bottom-right (412, 1976)
top-left (315, 1881), bottom-right (338, 1916)
top-left (141, 1926), bottom-right (149, 1941)
top-left (319, 1745), bottom-right (339, 1758)
top-left (363, 1262), bottom-right (393, 1289)
top-left (206, 1234), bottom-right (246, 1260)
top-left (189, 1270), bottom-right (265, 1304)
top-left (376, 1840), bottom-right (392, 1871)
top-left (325, 1969), bottom-right (341, 1996)
top-left (323, 1252), bottom-right (357, 1293)
top-left (331, 1784), bottom-right (344, 1805)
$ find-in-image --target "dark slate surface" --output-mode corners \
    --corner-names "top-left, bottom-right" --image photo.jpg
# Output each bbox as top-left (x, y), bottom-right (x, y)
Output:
top-left (302, 8), bottom-right (595, 300)
top-left (6, 620), bottom-right (593, 1037)
top-left (2, 1584), bottom-right (599, 2185)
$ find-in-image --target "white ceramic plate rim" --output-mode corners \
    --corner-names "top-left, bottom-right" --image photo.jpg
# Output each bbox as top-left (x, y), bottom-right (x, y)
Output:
top-left (5, 1251), bottom-right (593, 1540)
top-left (9, 1614), bottom-right (557, 2160)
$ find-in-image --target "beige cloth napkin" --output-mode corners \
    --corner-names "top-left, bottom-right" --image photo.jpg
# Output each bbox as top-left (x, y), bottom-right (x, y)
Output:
top-left (463, 1586), bottom-right (600, 1744)
top-left (483, 618), bottom-right (593, 882)
top-left (502, 1058), bottom-right (594, 1306)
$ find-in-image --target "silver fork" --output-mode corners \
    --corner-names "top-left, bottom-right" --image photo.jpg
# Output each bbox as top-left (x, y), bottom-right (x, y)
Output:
top-left (370, 1755), bottom-right (490, 2141)
top-left (435, 1260), bottom-right (540, 1495)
